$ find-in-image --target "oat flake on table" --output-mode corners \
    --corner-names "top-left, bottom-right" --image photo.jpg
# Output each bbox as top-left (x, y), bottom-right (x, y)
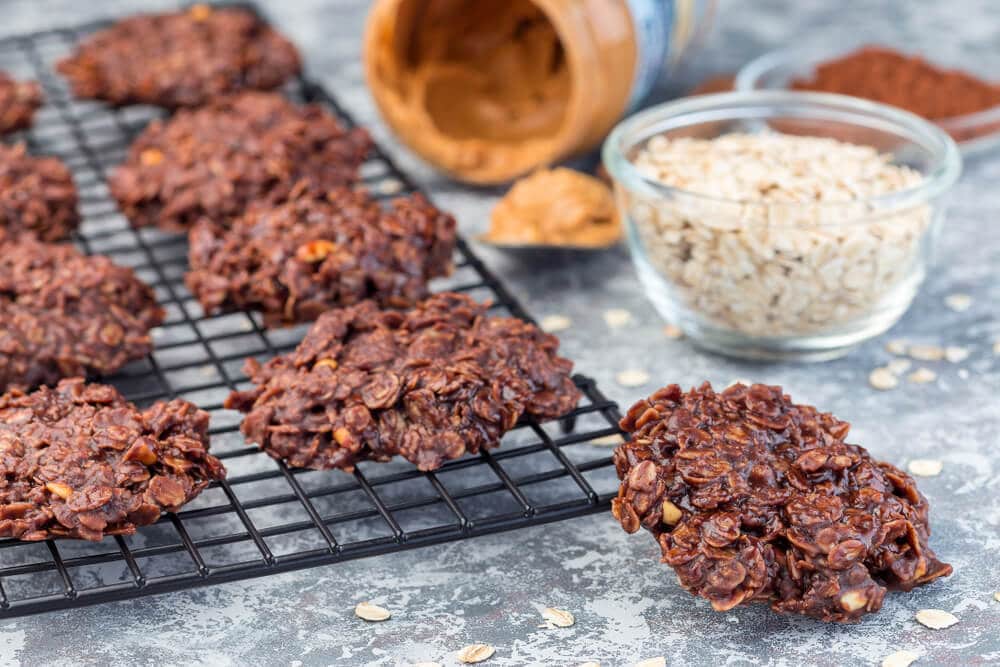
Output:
top-left (907, 459), bottom-right (943, 476)
top-left (541, 607), bottom-right (575, 628)
top-left (908, 344), bottom-right (945, 361)
top-left (915, 608), bottom-right (959, 629)
top-left (616, 369), bottom-right (651, 387)
top-left (869, 367), bottom-right (899, 390)
top-left (353, 601), bottom-right (391, 621)
top-left (456, 644), bottom-right (495, 664)
top-left (881, 649), bottom-right (919, 667)
top-left (944, 346), bottom-right (969, 363)
top-left (907, 367), bottom-right (937, 384)
top-left (540, 314), bottom-right (572, 333)
top-left (634, 658), bottom-right (666, 667)
top-left (886, 339), bottom-right (909, 355)
top-left (944, 293), bottom-right (972, 311)
top-left (603, 308), bottom-right (632, 328)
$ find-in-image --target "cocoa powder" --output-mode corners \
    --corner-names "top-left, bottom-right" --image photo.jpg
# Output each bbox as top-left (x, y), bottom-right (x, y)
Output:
top-left (792, 46), bottom-right (1000, 121)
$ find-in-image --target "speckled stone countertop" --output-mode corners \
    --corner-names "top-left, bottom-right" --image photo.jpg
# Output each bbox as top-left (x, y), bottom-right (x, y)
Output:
top-left (1, 1), bottom-right (999, 665)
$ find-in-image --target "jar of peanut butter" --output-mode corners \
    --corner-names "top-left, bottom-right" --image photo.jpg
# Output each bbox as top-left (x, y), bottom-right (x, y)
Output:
top-left (364, 0), bottom-right (714, 184)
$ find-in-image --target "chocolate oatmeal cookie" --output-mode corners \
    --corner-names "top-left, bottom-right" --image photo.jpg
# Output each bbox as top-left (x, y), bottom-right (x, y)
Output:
top-left (0, 378), bottom-right (225, 541)
top-left (110, 92), bottom-right (372, 231)
top-left (226, 292), bottom-right (581, 471)
top-left (0, 232), bottom-right (164, 392)
top-left (0, 71), bottom-right (42, 135)
top-left (612, 383), bottom-right (952, 622)
top-left (57, 5), bottom-right (300, 108)
top-left (0, 143), bottom-right (79, 241)
top-left (186, 188), bottom-right (456, 326)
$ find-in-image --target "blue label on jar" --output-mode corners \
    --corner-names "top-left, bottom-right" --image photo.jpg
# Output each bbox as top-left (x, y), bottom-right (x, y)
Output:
top-left (625, 0), bottom-right (675, 109)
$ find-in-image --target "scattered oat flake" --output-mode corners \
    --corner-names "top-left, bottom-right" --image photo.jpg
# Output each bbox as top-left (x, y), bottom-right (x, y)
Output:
top-left (354, 601), bottom-right (391, 621)
top-left (603, 308), bottom-right (632, 328)
top-left (907, 367), bottom-right (937, 384)
top-left (540, 314), bottom-right (572, 333)
top-left (908, 344), bottom-right (945, 361)
top-left (886, 339), bottom-right (909, 355)
top-left (869, 367), bottom-right (899, 390)
top-left (908, 459), bottom-right (943, 477)
top-left (915, 608), bottom-right (959, 629)
top-left (577, 663), bottom-right (600, 667)
top-left (590, 433), bottom-right (624, 446)
top-left (882, 649), bottom-right (919, 667)
top-left (957, 368), bottom-right (970, 380)
top-left (616, 369), bottom-right (651, 387)
top-left (412, 663), bottom-right (442, 667)
top-left (456, 644), bottom-right (495, 664)
top-left (994, 591), bottom-right (1000, 602)
top-left (542, 607), bottom-right (575, 628)
top-left (944, 346), bottom-right (969, 363)
top-left (662, 324), bottom-right (684, 339)
top-left (634, 658), bottom-right (666, 667)
top-left (944, 293), bottom-right (972, 312)
top-left (994, 340), bottom-right (1000, 356)
top-left (378, 178), bottom-right (404, 195)
top-left (887, 358), bottom-right (912, 375)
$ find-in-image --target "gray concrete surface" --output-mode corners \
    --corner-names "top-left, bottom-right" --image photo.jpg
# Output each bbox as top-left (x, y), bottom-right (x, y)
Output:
top-left (1, 1), bottom-right (999, 665)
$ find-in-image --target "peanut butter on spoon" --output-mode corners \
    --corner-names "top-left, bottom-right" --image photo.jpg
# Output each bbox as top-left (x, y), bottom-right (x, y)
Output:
top-left (482, 167), bottom-right (621, 249)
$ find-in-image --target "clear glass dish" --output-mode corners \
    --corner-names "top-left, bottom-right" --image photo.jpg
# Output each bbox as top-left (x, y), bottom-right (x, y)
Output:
top-left (602, 91), bottom-right (961, 361)
top-left (736, 43), bottom-right (1000, 158)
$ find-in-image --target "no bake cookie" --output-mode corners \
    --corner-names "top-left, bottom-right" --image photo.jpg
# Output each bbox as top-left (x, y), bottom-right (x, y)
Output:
top-left (110, 92), bottom-right (372, 231)
top-left (0, 232), bottom-right (163, 392)
top-left (0, 378), bottom-right (225, 541)
top-left (612, 382), bottom-right (951, 622)
top-left (57, 5), bottom-right (300, 108)
top-left (186, 187), bottom-right (456, 326)
top-left (0, 143), bottom-right (79, 241)
top-left (226, 292), bottom-right (581, 471)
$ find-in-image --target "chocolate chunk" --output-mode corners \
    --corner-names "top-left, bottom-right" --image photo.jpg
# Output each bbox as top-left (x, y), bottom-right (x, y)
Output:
top-left (0, 143), bottom-right (79, 241)
top-left (225, 292), bottom-right (581, 471)
top-left (186, 188), bottom-right (456, 326)
top-left (110, 92), bottom-right (372, 231)
top-left (0, 378), bottom-right (225, 541)
top-left (612, 382), bottom-right (952, 622)
top-left (57, 6), bottom-right (300, 109)
top-left (0, 231), bottom-right (163, 392)
top-left (0, 72), bottom-right (42, 135)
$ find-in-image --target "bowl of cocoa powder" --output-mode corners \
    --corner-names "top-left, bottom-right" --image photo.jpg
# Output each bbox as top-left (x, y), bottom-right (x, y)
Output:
top-left (736, 43), bottom-right (1000, 156)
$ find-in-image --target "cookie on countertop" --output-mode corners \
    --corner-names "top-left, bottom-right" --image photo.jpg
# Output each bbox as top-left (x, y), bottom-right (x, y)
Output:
top-left (225, 292), bottom-right (582, 472)
top-left (0, 378), bottom-right (226, 541)
top-left (0, 143), bottom-right (79, 241)
top-left (0, 71), bottom-right (43, 135)
top-left (57, 5), bottom-right (301, 109)
top-left (0, 231), bottom-right (164, 392)
top-left (110, 91), bottom-right (372, 231)
top-left (186, 187), bottom-right (456, 327)
top-left (612, 382), bottom-right (952, 623)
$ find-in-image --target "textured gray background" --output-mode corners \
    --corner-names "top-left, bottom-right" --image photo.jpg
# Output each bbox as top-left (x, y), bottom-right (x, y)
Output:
top-left (2, 1), bottom-right (999, 665)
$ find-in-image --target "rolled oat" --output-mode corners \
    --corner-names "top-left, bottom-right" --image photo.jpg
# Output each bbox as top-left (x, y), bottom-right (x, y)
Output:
top-left (907, 368), bottom-right (937, 384)
top-left (881, 650), bottom-right (919, 667)
top-left (626, 133), bottom-right (928, 336)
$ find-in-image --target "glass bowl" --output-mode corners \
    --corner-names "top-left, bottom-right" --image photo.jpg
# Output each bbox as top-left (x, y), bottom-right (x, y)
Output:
top-left (736, 44), bottom-right (1000, 158)
top-left (601, 91), bottom-right (961, 361)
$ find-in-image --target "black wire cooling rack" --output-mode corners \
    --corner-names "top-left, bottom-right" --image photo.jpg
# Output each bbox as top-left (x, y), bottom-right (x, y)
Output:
top-left (0, 4), bottom-right (625, 618)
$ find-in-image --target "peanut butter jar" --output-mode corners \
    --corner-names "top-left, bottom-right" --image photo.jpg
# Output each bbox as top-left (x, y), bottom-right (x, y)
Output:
top-left (364, 0), bottom-right (714, 184)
